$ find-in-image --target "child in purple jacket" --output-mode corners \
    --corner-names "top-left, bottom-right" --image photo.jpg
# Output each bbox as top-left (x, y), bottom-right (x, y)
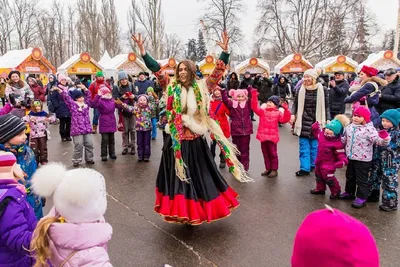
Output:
top-left (55, 84), bottom-right (94, 167)
top-left (118, 94), bottom-right (153, 162)
top-left (91, 85), bottom-right (117, 162)
top-left (0, 151), bottom-right (37, 266)
top-left (221, 87), bottom-right (253, 171)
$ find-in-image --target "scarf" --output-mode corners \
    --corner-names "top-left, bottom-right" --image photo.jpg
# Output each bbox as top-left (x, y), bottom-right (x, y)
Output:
top-left (74, 101), bottom-right (87, 112)
top-left (166, 79), bottom-right (251, 183)
top-left (232, 99), bottom-right (246, 109)
top-left (294, 83), bottom-right (326, 136)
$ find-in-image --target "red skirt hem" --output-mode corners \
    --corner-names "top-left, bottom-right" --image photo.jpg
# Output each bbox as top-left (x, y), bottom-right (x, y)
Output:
top-left (154, 187), bottom-right (239, 225)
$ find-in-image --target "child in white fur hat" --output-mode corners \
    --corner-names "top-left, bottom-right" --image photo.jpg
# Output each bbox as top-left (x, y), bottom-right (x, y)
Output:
top-left (30, 163), bottom-right (113, 267)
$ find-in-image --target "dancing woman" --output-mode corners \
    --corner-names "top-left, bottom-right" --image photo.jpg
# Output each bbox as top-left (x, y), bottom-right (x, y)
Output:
top-left (132, 32), bottom-right (251, 226)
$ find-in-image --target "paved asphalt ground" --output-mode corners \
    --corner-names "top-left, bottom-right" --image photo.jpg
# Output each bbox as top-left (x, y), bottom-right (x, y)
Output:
top-left (45, 121), bottom-right (400, 267)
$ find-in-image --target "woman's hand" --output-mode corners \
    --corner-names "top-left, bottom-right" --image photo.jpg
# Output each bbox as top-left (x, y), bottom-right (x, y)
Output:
top-left (216, 31), bottom-right (230, 52)
top-left (132, 33), bottom-right (146, 55)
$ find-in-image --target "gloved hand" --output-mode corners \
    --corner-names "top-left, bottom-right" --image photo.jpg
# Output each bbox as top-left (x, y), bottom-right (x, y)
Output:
top-left (8, 94), bottom-right (16, 106)
top-left (311, 121), bottom-right (320, 130)
top-left (335, 162), bottom-right (345, 169)
top-left (280, 102), bottom-right (289, 109)
top-left (378, 129), bottom-right (389, 139)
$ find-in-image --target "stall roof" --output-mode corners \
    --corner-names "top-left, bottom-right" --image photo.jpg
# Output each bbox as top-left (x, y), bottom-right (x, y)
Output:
top-left (58, 54), bottom-right (103, 72)
top-left (235, 58), bottom-right (270, 73)
top-left (0, 48), bottom-right (39, 68)
top-left (274, 54), bottom-right (313, 73)
top-left (107, 54), bottom-right (148, 71)
top-left (315, 56), bottom-right (358, 70)
top-left (358, 51), bottom-right (400, 70)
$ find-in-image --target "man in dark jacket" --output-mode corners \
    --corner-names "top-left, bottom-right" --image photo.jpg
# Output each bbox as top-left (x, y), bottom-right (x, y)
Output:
top-left (329, 71), bottom-right (349, 118)
top-left (134, 72), bottom-right (154, 95)
top-left (240, 71), bottom-right (254, 88)
top-left (378, 68), bottom-right (400, 114)
top-left (255, 71), bottom-right (273, 103)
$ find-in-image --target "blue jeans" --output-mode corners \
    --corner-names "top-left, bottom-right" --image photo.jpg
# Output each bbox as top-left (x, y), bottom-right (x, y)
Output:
top-left (299, 137), bottom-right (318, 172)
top-left (92, 108), bottom-right (99, 125)
top-left (151, 118), bottom-right (157, 139)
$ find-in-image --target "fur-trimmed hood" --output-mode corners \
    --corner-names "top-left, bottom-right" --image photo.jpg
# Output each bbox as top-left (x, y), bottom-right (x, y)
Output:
top-left (349, 76), bottom-right (387, 93)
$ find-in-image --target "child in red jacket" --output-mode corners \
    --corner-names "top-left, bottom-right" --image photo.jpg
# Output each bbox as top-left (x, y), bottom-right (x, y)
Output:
top-left (310, 115), bottom-right (350, 199)
top-left (251, 89), bottom-right (291, 178)
top-left (209, 86), bottom-right (230, 168)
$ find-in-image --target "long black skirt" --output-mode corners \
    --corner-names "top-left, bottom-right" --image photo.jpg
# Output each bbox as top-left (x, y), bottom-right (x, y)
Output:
top-left (155, 136), bottom-right (239, 225)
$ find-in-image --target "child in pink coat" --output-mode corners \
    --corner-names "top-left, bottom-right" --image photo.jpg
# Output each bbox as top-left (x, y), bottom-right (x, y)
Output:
top-left (250, 89), bottom-right (291, 177)
top-left (31, 163), bottom-right (112, 267)
top-left (309, 115), bottom-right (349, 199)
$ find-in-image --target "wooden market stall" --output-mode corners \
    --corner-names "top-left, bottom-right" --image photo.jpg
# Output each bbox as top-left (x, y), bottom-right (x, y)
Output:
top-left (102, 52), bottom-right (149, 80)
top-left (358, 50), bottom-right (400, 71)
top-left (198, 55), bottom-right (216, 76)
top-left (57, 52), bottom-right (103, 81)
top-left (0, 47), bottom-right (55, 84)
top-left (157, 58), bottom-right (178, 76)
top-left (274, 54), bottom-right (313, 74)
top-left (235, 57), bottom-right (270, 76)
top-left (315, 55), bottom-right (358, 74)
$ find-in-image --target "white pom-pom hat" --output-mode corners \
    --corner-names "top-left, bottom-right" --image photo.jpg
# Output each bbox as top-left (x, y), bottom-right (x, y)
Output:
top-left (32, 163), bottom-right (107, 223)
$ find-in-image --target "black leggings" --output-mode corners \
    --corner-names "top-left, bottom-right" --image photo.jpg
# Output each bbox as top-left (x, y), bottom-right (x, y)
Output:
top-left (59, 117), bottom-right (71, 139)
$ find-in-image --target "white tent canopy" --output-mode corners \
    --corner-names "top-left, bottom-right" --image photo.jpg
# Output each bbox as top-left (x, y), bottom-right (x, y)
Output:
top-left (98, 51), bottom-right (112, 69)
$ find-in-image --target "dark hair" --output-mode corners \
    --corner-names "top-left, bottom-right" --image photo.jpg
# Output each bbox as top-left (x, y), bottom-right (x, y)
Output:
top-left (175, 60), bottom-right (197, 87)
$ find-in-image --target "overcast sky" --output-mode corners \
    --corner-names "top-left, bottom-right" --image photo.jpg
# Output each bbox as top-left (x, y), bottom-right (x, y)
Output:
top-left (41, 0), bottom-right (399, 54)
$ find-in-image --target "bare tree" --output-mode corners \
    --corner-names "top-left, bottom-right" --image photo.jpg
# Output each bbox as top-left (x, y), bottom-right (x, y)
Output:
top-left (256, 0), bottom-right (377, 62)
top-left (198, 0), bottom-right (244, 47)
top-left (10, 0), bottom-right (39, 49)
top-left (100, 0), bottom-right (121, 57)
top-left (76, 0), bottom-right (101, 60)
top-left (67, 7), bottom-right (77, 58)
top-left (35, 0), bottom-right (67, 67)
top-left (162, 34), bottom-right (185, 60)
top-left (130, 0), bottom-right (165, 59)
top-left (0, 0), bottom-right (14, 54)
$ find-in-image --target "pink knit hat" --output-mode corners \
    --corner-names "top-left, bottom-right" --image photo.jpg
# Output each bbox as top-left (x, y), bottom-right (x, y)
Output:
top-left (291, 206), bottom-right (379, 267)
top-left (57, 74), bottom-right (67, 83)
top-left (353, 106), bottom-right (371, 123)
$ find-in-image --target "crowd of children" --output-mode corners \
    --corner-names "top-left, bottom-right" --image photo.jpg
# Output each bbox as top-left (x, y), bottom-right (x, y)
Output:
top-left (0, 61), bottom-right (399, 265)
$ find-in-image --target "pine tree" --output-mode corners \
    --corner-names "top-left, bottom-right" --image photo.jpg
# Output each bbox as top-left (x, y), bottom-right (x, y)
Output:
top-left (187, 39), bottom-right (197, 61)
top-left (325, 14), bottom-right (348, 56)
top-left (197, 30), bottom-right (207, 60)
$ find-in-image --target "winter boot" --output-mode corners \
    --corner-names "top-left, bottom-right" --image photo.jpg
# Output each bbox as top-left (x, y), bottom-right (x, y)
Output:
top-left (339, 192), bottom-right (355, 200)
top-left (330, 193), bottom-right (340, 199)
top-left (295, 170), bottom-right (310, 177)
top-left (379, 205), bottom-right (397, 212)
top-left (130, 147), bottom-right (136, 155)
top-left (122, 148), bottom-right (128, 155)
top-left (367, 190), bottom-right (380, 202)
top-left (310, 189), bottom-right (325, 195)
top-left (261, 170), bottom-right (271, 176)
top-left (268, 170), bottom-right (278, 178)
top-left (351, 198), bottom-right (367, 209)
top-left (92, 125), bottom-right (98, 134)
